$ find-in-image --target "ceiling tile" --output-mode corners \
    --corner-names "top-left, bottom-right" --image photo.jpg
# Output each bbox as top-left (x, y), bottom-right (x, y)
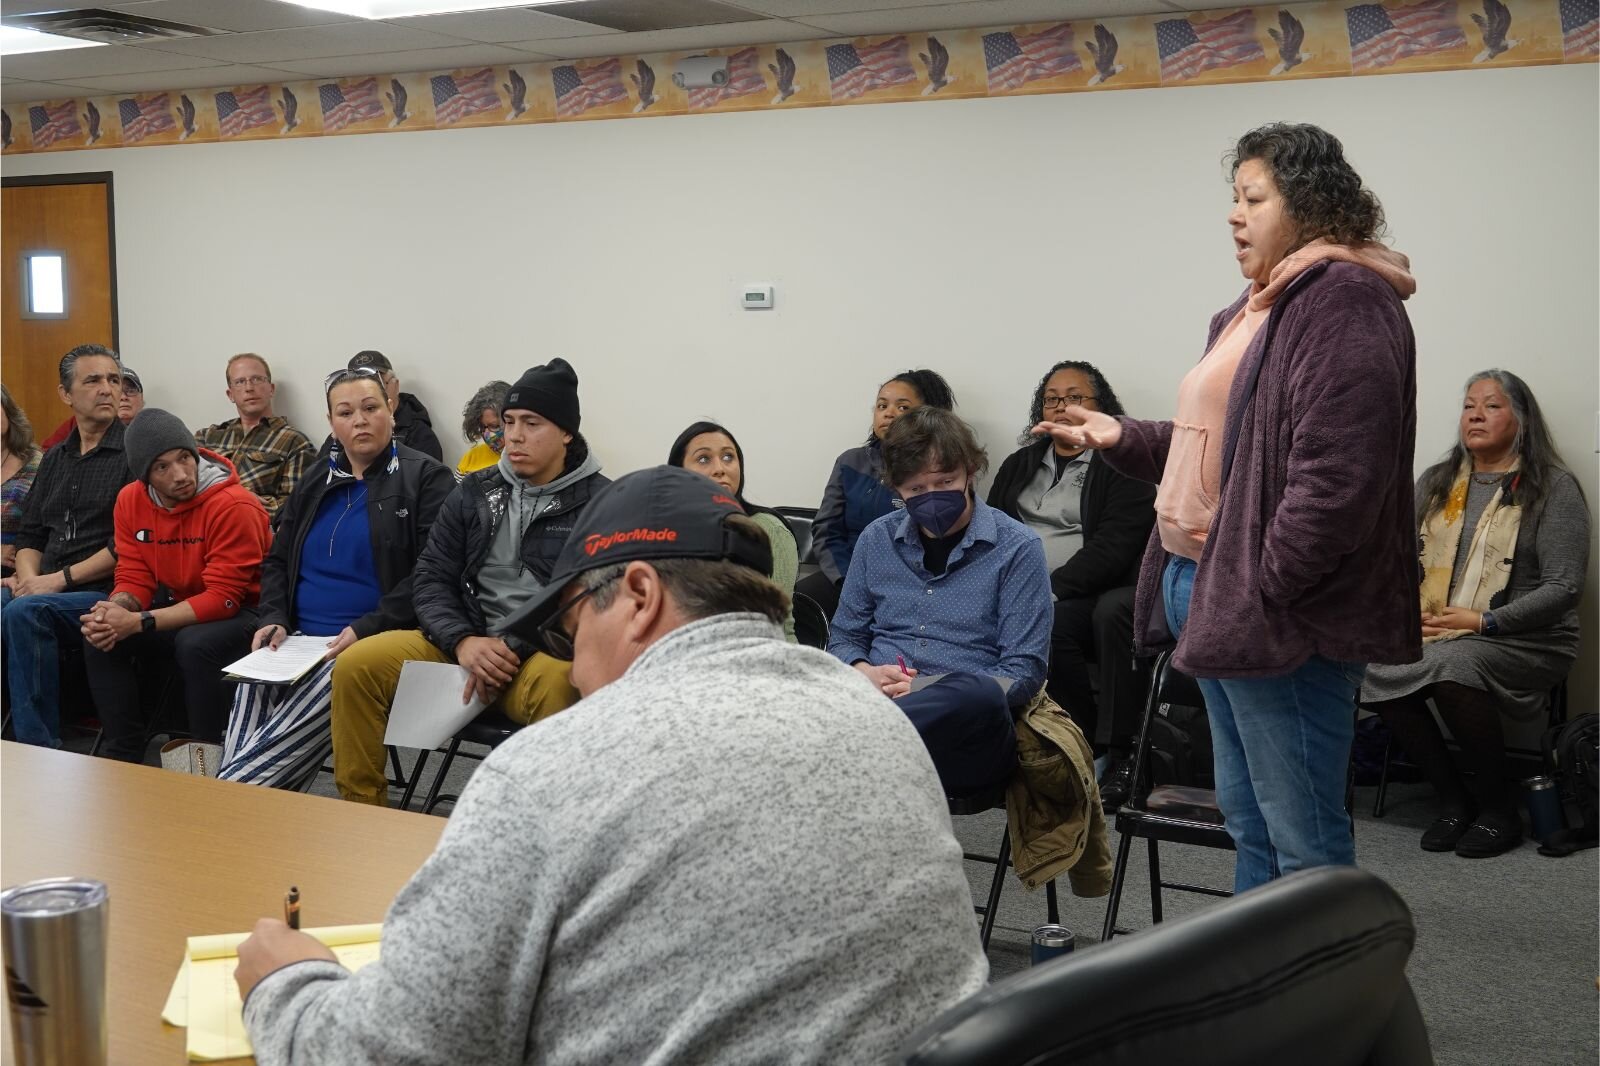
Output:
top-left (269, 43), bottom-right (550, 77)
top-left (2, 81), bottom-right (98, 104)
top-left (62, 64), bottom-right (308, 94)
top-left (0, 0), bottom-right (89, 12)
top-left (795, 0), bottom-right (1178, 33)
top-left (514, 18), bottom-right (825, 59)
top-left (100, 0), bottom-right (357, 33)
top-left (375, 9), bottom-right (621, 43)
top-left (0, 44), bottom-right (229, 83)
top-left (133, 20), bottom-right (472, 63)
top-left (723, 0), bottom-right (955, 15)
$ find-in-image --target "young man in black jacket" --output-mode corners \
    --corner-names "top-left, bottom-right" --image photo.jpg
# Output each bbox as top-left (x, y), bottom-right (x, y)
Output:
top-left (329, 359), bottom-right (607, 805)
top-left (989, 361), bottom-right (1155, 809)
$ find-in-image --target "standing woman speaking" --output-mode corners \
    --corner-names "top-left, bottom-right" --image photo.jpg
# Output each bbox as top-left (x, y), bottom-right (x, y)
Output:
top-left (1038, 123), bottom-right (1421, 892)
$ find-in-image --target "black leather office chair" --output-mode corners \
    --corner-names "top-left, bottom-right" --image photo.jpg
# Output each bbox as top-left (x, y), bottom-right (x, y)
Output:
top-left (901, 865), bottom-right (1432, 1066)
top-left (1100, 648), bottom-right (1233, 941)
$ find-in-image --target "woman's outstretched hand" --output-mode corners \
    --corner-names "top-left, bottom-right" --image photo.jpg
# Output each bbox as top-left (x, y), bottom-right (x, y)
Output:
top-left (1032, 406), bottom-right (1122, 451)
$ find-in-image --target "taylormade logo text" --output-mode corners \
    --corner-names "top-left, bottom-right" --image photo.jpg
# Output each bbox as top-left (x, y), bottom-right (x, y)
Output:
top-left (585, 528), bottom-right (677, 556)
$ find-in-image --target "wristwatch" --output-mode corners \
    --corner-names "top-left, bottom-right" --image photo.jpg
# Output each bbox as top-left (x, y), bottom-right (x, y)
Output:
top-left (140, 612), bottom-right (157, 634)
top-left (1480, 611), bottom-right (1499, 636)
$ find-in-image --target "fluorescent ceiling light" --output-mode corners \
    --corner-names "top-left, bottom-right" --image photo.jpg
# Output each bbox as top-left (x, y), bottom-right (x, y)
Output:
top-left (285, 0), bottom-right (577, 17)
top-left (0, 26), bottom-right (110, 55)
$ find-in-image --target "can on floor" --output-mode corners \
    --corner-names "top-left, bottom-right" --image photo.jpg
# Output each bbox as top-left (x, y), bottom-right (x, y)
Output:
top-left (1, 877), bottom-right (110, 1066)
top-left (1031, 924), bottom-right (1076, 965)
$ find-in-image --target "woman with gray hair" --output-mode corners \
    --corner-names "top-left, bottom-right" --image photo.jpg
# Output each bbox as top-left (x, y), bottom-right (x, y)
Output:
top-left (456, 380), bottom-right (510, 477)
top-left (1363, 370), bottom-right (1590, 857)
top-left (1, 384), bottom-right (41, 577)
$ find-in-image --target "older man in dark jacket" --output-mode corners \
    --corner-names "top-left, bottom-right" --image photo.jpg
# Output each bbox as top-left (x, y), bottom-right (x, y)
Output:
top-left (329, 360), bottom-right (607, 805)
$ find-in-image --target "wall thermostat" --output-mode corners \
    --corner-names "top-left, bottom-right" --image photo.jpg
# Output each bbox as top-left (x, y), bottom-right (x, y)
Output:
top-left (741, 284), bottom-right (774, 310)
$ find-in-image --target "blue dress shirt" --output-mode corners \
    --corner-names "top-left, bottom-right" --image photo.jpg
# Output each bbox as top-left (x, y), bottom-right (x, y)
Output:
top-left (828, 495), bottom-right (1052, 703)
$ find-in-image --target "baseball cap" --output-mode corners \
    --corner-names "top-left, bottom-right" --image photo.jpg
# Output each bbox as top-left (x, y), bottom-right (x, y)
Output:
top-left (120, 367), bottom-right (143, 393)
top-left (495, 465), bottom-right (773, 651)
top-left (349, 350), bottom-right (393, 373)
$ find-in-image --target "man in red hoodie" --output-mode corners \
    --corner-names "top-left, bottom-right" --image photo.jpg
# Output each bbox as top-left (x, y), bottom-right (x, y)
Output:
top-left (80, 408), bottom-right (271, 772)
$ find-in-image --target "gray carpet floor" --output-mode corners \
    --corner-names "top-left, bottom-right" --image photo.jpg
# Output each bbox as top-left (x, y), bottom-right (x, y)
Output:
top-left (115, 732), bottom-right (1598, 1065)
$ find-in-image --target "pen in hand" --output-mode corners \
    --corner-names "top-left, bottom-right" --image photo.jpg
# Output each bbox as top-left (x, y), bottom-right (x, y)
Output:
top-left (284, 886), bottom-right (300, 930)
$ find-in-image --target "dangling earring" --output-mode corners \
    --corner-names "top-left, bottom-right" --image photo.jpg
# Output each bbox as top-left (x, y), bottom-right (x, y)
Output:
top-left (386, 438), bottom-right (399, 474)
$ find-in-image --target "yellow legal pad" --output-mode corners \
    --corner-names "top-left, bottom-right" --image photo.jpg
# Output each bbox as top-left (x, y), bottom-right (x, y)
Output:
top-left (161, 923), bottom-right (383, 1061)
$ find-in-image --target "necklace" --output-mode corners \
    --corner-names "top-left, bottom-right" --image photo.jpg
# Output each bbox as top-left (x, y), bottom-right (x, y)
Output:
top-left (328, 483), bottom-right (364, 555)
top-left (1471, 470), bottom-right (1504, 485)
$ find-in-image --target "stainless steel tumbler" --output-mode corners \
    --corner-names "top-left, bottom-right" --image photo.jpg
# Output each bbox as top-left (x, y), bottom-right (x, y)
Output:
top-left (1523, 775), bottom-right (1566, 842)
top-left (1031, 923), bottom-right (1076, 965)
top-left (1, 878), bottom-right (109, 1066)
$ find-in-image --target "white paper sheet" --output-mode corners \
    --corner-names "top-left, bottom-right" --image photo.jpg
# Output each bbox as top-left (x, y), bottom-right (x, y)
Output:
top-left (221, 635), bottom-right (330, 684)
top-left (382, 660), bottom-right (486, 750)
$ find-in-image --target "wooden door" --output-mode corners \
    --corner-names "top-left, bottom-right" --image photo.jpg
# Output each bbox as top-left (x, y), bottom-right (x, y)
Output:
top-left (1, 175), bottom-right (117, 439)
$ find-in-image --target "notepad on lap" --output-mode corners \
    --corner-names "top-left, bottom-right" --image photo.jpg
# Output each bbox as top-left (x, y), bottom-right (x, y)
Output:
top-left (222, 636), bottom-right (330, 685)
top-left (161, 923), bottom-right (382, 1061)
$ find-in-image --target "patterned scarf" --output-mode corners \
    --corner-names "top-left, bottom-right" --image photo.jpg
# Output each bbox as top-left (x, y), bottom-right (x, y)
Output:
top-left (1417, 459), bottom-right (1522, 644)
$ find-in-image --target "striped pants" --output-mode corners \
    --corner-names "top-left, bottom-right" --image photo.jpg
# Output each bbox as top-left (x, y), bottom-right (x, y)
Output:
top-left (219, 661), bottom-right (338, 792)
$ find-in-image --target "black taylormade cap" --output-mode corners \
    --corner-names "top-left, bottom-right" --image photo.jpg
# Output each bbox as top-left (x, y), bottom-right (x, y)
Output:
top-left (495, 465), bottom-right (773, 646)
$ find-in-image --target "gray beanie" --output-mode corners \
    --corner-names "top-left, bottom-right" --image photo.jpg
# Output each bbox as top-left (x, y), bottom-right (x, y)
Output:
top-left (125, 408), bottom-right (198, 483)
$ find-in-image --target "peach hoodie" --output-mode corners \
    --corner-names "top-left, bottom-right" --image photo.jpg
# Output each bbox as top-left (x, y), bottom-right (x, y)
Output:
top-left (1154, 240), bottom-right (1416, 560)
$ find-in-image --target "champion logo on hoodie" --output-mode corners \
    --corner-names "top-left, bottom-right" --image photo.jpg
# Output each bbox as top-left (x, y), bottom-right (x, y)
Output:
top-left (136, 529), bottom-right (154, 542)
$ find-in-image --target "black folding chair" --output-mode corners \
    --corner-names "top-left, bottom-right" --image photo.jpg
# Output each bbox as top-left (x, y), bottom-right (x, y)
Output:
top-left (949, 787), bottom-right (1059, 951)
top-left (415, 709), bottom-right (524, 815)
top-left (1100, 648), bottom-right (1233, 942)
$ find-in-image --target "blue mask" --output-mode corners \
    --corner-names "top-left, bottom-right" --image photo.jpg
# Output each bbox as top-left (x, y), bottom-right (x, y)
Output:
top-left (483, 427), bottom-right (505, 453)
top-left (904, 489), bottom-right (968, 537)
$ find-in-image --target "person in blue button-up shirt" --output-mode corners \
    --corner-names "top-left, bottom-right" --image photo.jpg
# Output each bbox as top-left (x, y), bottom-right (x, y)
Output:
top-left (828, 407), bottom-right (1052, 794)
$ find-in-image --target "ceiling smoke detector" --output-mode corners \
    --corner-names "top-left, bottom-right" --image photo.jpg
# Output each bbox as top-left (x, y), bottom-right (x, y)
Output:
top-left (0, 8), bottom-right (224, 45)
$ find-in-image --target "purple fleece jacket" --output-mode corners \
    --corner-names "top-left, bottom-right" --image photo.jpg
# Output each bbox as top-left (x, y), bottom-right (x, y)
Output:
top-left (1106, 260), bottom-right (1422, 678)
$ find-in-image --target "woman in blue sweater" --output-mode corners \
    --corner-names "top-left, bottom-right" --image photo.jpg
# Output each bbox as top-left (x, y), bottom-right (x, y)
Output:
top-left (794, 369), bottom-right (956, 617)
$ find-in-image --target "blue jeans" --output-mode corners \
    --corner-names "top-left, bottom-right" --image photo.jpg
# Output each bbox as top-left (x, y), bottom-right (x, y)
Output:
top-left (1, 587), bottom-right (105, 747)
top-left (1161, 557), bottom-right (1361, 893)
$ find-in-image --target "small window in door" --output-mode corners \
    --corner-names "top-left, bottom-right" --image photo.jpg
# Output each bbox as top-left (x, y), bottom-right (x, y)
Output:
top-left (21, 251), bottom-right (66, 318)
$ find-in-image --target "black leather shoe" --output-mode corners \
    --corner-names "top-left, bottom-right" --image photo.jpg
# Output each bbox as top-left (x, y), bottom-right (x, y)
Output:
top-left (1420, 815), bottom-right (1472, 852)
top-left (1099, 756), bottom-right (1135, 812)
top-left (1455, 818), bottom-right (1523, 858)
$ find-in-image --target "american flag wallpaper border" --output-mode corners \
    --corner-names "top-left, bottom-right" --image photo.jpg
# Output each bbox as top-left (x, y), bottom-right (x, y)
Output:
top-left (1, 0), bottom-right (1590, 155)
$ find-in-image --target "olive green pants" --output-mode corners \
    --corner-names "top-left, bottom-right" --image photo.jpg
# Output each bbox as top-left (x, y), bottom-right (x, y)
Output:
top-left (330, 629), bottom-right (579, 806)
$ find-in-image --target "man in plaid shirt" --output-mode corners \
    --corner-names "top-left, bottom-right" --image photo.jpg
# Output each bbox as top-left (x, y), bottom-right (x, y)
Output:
top-left (195, 354), bottom-right (314, 520)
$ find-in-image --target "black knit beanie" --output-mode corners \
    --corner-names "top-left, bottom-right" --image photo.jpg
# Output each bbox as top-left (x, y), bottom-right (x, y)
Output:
top-left (502, 359), bottom-right (580, 435)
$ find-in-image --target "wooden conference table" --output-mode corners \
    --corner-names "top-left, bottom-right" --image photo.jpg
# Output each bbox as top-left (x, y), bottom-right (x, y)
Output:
top-left (0, 742), bottom-right (445, 1064)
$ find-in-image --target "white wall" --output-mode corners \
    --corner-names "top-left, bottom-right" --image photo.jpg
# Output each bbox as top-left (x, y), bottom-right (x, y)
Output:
top-left (5, 62), bottom-right (1597, 709)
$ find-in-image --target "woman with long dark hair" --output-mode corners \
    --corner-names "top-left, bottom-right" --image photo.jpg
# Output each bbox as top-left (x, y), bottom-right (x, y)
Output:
top-left (795, 369), bottom-right (957, 617)
top-left (0, 384), bottom-right (41, 578)
top-left (987, 361), bottom-right (1155, 808)
top-left (1038, 123), bottom-right (1421, 892)
top-left (1363, 370), bottom-right (1589, 856)
top-left (669, 421), bottom-right (798, 641)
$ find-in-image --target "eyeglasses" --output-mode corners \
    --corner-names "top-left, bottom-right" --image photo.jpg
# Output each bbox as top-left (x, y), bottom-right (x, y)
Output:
top-left (1042, 393), bottom-right (1096, 410)
top-left (323, 366), bottom-right (383, 393)
top-left (229, 375), bottom-right (270, 389)
top-left (537, 578), bottom-right (617, 660)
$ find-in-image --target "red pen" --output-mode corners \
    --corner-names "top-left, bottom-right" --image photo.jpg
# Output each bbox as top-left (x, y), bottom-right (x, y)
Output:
top-left (896, 654), bottom-right (910, 677)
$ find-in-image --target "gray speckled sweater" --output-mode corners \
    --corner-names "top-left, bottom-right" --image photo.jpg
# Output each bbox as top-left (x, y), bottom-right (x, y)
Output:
top-left (243, 613), bottom-right (988, 1064)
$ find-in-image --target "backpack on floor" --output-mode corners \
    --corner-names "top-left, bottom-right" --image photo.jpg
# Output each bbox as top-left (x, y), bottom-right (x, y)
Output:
top-left (1144, 698), bottom-right (1215, 791)
top-left (1538, 712), bottom-right (1598, 857)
